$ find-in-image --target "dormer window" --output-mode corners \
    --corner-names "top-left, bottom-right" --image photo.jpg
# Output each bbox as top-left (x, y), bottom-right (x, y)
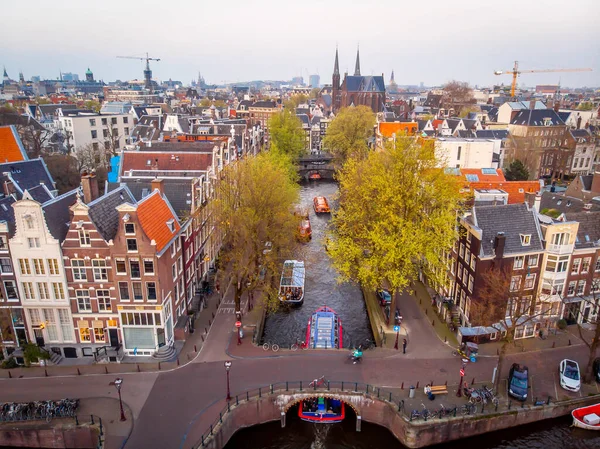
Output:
top-left (520, 234), bottom-right (531, 246)
top-left (167, 219), bottom-right (175, 232)
top-left (23, 214), bottom-right (34, 230)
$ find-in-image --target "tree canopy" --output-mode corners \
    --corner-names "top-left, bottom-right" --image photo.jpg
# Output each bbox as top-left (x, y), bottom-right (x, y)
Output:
top-left (326, 137), bottom-right (462, 302)
top-left (268, 108), bottom-right (306, 159)
top-left (504, 159), bottom-right (530, 181)
top-left (442, 80), bottom-right (475, 105)
top-left (214, 152), bottom-right (300, 314)
top-left (322, 106), bottom-right (376, 164)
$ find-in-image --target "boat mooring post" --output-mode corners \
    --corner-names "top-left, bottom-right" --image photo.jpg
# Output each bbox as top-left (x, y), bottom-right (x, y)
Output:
top-left (356, 415), bottom-right (362, 432)
top-left (281, 411), bottom-right (286, 428)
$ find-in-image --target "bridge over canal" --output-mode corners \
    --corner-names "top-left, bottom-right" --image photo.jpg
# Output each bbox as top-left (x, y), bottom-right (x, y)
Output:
top-left (297, 154), bottom-right (336, 180)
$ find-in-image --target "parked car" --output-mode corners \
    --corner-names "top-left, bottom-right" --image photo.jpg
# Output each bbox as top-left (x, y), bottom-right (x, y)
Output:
top-left (559, 359), bottom-right (581, 392)
top-left (593, 358), bottom-right (600, 383)
top-left (376, 289), bottom-right (391, 306)
top-left (508, 363), bottom-right (529, 401)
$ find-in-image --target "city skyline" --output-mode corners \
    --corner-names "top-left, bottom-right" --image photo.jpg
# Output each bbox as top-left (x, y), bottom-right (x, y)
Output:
top-left (1, 0), bottom-right (598, 88)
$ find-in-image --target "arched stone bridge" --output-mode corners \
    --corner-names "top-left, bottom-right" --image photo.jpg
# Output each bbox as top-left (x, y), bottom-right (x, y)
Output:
top-left (297, 154), bottom-right (336, 180)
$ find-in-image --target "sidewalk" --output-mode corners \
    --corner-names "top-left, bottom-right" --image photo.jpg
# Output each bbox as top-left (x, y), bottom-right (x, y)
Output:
top-left (412, 280), bottom-right (460, 348)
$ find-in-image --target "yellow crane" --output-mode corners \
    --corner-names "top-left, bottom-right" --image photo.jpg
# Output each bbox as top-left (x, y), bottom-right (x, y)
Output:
top-left (116, 53), bottom-right (161, 92)
top-left (494, 61), bottom-right (592, 98)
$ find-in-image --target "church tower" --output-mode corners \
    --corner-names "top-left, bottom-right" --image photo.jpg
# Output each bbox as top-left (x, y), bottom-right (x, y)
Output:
top-left (332, 48), bottom-right (341, 112)
top-left (354, 47), bottom-right (361, 76)
top-left (85, 67), bottom-right (94, 82)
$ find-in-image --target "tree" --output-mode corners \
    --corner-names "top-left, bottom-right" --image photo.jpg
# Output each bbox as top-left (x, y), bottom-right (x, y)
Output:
top-left (504, 159), bottom-right (530, 181)
top-left (43, 154), bottom-right (81, 194)
top-left (458, 105), bottom-right (481, 118)
top-left (104, 121), bottom-right (122, 155)
top-left (322, 106), bottom-right (376, 164)
top-left (84, 100), bottom-right (101, 113)
top-left (214, 152), bottom-right (299, 317)
top-left (73, 143), bottom-right (111, 173)
top-left (442, 81), bottom-right (474, 105)
top-left (326, 137), bottom-right (463, 318)
top-left (577, 102), bottom-right (593, 111)
top-left (470, 267), bottom-right (547, 392)
top-left (289, 94), bottom-right (308, 108)
top-left (268, 109), bottom-right (306, 159)
top-left (564, 278), bottom-right (600, 383)
top-left (310, 88), bottom-right (321, 99)
top-left (16, 123), bottom-right (50, 159)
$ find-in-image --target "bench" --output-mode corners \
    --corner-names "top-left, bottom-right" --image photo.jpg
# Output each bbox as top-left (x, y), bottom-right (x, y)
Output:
top-left (425, 385), bottom-right (448, 395)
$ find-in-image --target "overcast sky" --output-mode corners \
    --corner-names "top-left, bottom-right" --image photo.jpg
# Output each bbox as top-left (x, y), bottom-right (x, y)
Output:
top-left (1, 0), bottom-right (599, 88)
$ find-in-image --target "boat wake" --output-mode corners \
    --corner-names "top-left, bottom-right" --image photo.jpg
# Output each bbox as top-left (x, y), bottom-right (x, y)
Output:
top-left (310, 424), bottom-right (331, 449)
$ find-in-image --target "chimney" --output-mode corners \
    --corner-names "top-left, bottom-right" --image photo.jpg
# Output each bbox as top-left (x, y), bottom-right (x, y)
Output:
top-left (529, 99), bottom-right (536, 110)
top-left (533, 194), bottom-right (541, 213)
top-left (81, 171), bottom-right (99, 204)
top-left (494, 232), bottom-right (506, 260)
top-left (151, 178), bottom-right (164, 195)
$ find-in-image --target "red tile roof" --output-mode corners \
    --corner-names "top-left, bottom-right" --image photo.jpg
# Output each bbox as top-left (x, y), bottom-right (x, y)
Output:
top-left (470, 181), bottom-right (541, 204)
top-left (0, 126), bottom-right (27, 163)
top-left (137, 191), bottom-right (180, 253)
top-left (121, 151), bottom-right (213, 173)
top-left (460, 168), bottom-right (506, 182)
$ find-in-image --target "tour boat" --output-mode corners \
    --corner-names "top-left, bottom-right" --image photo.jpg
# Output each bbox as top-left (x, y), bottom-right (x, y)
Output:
top-left (305, 306), bottom-right (343, 349)
top-left (309, 172), bottom-right (321, 180)
top-left (298, 397), bottom-right (345, 423)
top-left (572, 403), bottom-right (600, 430)
top-left (313, 196), bottom-right (331, 214)
top-left (278, 260), bottom-right (305, 305)
top-left (297, 217), bottom-right (312, 241)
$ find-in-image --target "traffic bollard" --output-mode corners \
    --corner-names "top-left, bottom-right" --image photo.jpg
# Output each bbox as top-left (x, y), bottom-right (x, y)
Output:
top-left (105, 366), bottom-right (108, 374)
top-left (401, 382), bottom-right (404, 390)
top-left (194, 345), bottom-right (197, 352)
top-left (77, 368), bottom-right (81, 375)
top-left (471, 377), bottom-right (475, 386)
top-left (137, 364), bottom-right (140, 372)
top-left (45, 369), bottom-right (48, 377)
top-left (416, 381), bottom-right (419, 389)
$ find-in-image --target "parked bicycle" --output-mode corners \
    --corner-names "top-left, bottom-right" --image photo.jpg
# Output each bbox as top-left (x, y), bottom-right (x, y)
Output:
top-left (0, 399), bottom-right (78, 423)
top-left (290, 338), bottom-right (306, 351)
top-left (309, 375), bottom-right (329, 388)
top-left (461, 403), bottom-right (477, 415)
top-left (262, 342), bottom-right (280, 352)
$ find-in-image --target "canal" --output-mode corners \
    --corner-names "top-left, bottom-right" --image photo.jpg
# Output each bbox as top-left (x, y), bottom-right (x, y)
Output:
top-left (261, 180), bottom-right (373, 349)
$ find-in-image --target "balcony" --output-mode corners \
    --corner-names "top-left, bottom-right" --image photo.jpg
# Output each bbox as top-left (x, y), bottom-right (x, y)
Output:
top-left (546, 243), bottom-right (574, 255)
top-left (543, 270), bottom-right (567, 282)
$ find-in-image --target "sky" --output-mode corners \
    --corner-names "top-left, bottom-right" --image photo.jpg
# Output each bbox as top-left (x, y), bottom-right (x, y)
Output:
top-left (1, 0), bottom-right (599, 88)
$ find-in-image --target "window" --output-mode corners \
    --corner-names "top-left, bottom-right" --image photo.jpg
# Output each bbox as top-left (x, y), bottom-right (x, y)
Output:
top-left (143, 259), bottom-right (154, 275)
top-left (91, 130), bottom-right (97, 139)
top-left (0, 258), bottom-right (11, 273)
top-left (115, 259), bottom-right (127, 275)
top-left (576, 281), bottom-right (586, 296)
top-left (89, 119), bottom-right (96, 126)
top-left (103, 129), bottom-right (109, 138)
top-left (551, 232), bottom-right (569, 246)
top-left (78, 230), bottom-right (91, 246)
top-left (94, 326), bottom-right (105, 343)
top-left (43, 309), bottom-right (58, 342)
top-left (524, 274), bottom-right (536, 290)
top-left (172, 263), bottom-right (177, 280)
top-left (33, 258), bottom-right (45, 275)
top-left (47, 259), bottom-right (59, 275)
top-left (79, 326), bottom-right (91, 342)
top-left (528, 254), bottom-right (538, 268)
top-left (147, 282), bottom-right (157, 301)
top-left (513, 256), bottom-right (524, 270)
top-left (177, 256), bottom-right (183, 274)
top-left (132, 282), bottom-right (143, 301)
top-left (510, 276), bottom-right (521, 292)
top-left (0, 236), bottom-right (7, 249)
top-left (545, 255), bottom-right (569, 273)
top-left (19, 259), bottom-right (31, 275)
top-left (130, 260), bottom-right (141, 278)
top-left (97, 290), bottom-right (111, 312)
top-left (71, 259), bottom-right (86, 281)
top-left (468, 275), bottom-right (474, 293)
top-left (25, 215), bottom-right (34, 229)
top-left (123, 116), bottom-right (128, 124)
top-left (127, 239), bottom-right (137, 252)
top-left (124, 127), bottom-right (129, 135)
top-left (92, 259), bottom-right (108, 281)
top-left (581, 257), bottom-right (591, 273)
top-left (101, 118), bottom-right (107, 126)
top-left (571, 258), bottom-right (581, 274)
top-left (28, 237), bottom-right (40, 248)
top-left (22, 282), bottom-right (34, 300)
top-left (37, 282), bottom-right (50, 300)
top-left (470, 255), bottom-right (476, 271)
top-left (119, 282), bottom-right (130, 301)
top-left (596, 258), bottom-right (600, 272)
top-left (111, 117), bottom-right (117, 125)
top-left (76, 290), bottom-right (92, 312)
top-left (567, 281), bottom-right (576, 296)
top-left (4, 281), bottom-right (18, 300)
top-left (52, 282), bottom-right (65, 300)
top-left (176, 237), bottom-right (181, 251)
top-left (171, 243), bottom-right (176, 257)
top-left (457, 146), bottom-right (461, 160)
top-left (125, 223), bottom-right (135, 234)
top-left (520, 234), bottom-right (531, 246)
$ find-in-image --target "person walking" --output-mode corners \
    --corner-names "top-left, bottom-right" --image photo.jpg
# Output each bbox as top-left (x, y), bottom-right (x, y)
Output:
top-left (402, 338), bottom-right (407, 354)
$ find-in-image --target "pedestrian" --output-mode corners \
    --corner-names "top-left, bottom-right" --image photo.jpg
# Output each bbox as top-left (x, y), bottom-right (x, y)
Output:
top-left (403, 338), bottom-right (407, 354)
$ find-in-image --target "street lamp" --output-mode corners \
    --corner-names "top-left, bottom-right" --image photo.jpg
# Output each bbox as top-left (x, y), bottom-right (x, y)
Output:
top-left (114, 378), bottom-right (126, 421)
top-left (456, 363), bottom-right (466, 398)
top-left (224, 361), bottom-right (232, 401)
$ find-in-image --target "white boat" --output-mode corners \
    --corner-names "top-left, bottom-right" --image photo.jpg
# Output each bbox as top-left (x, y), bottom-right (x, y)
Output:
top-left (278, 260), bottom-right (305, 305)
top-left (572, 403), bottom-right (600, 430)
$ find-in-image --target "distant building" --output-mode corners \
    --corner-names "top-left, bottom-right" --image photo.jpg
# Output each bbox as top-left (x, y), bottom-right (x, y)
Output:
top-left (309, 75), bottom-right (320, 88)
top-left (61, 72), bottom-right (79, 82)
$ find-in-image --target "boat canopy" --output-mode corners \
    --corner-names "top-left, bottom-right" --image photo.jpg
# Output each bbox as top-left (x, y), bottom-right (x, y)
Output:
top-left (280, 260), bottom-right (305, 288)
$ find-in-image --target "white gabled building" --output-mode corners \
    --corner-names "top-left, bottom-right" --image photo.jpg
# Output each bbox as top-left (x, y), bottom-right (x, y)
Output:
top-left (435, 138), bottom-right (496, 169)
top-left (9, 190), bottom-right (78, 354)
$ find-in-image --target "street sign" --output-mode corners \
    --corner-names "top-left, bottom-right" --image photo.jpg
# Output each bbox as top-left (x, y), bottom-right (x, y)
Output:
top-left (393, 325), bottom-right (400, 332)
top-left (460, 368), bottom-right (465, 376)
top-left (235, 321), bottom-right (242, 328)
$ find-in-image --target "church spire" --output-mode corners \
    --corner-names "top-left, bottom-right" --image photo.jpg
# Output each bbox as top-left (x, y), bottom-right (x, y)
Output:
top-left (354, 46), bottom-right (361, 76)
top-left (390, 70), bottom-right (395, 82)
top-left (333, 47), bottom-right (340, 76)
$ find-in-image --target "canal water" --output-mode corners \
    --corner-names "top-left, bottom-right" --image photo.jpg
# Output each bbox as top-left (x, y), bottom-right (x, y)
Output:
top-left (223, 407), bottom-right (600, 449)
top-left (261, 180), bottom-right (373, 349)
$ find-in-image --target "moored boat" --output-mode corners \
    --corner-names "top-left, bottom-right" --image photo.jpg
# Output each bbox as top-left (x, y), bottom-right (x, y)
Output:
top-left (309, 172), bottom-right (321, 180)
top-left (297, 217), bottom-right (312, 241)
top-left (305, 306), bottom-right (343, 349)
top-left (313, 196), bottom-right (330, 214)
top-left (278, 260), bottom-right (305, 305)
top-left (572, 403), bottom-right (600, 430)
top-left (298, 397), bottom-right (345, 423)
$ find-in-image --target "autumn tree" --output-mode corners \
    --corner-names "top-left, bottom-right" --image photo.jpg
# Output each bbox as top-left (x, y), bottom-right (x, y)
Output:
top-left (103, 120), bottom-right (122, 155)
top-left (309, 88), bottom-right (321, 99)
top-left (214, 152), bottom-right (299, 317)
top-left (322, 106), bottom-right (376, 164)
top-left (504, 159), bottom-right (530, 181)
top-left (470, 267), bottom-right (547, 392)
top-left (288, 94), bottom-right (308, 108)
top-left (43, 154), bottom-right (81, 194)
top-left (443, 81), bottom-right (475, 115)
top-left (326, 136), bottom-right (463, 318)
top-left (268, 108), bottom-right (306, 159)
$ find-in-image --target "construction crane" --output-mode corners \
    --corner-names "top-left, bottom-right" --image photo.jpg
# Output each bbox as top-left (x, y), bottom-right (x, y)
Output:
top-left (116, 53), bottom-right (161, 93)
top-left (494, 61), bottom-right (592, 98)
